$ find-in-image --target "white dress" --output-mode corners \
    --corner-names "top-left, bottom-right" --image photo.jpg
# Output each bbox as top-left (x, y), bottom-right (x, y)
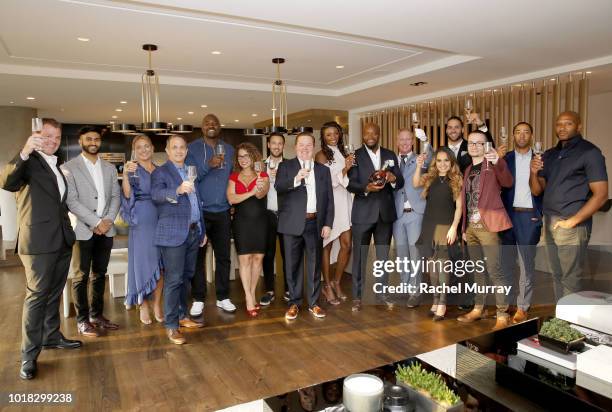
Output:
top-left (323, 145), bottom-right (353, 261)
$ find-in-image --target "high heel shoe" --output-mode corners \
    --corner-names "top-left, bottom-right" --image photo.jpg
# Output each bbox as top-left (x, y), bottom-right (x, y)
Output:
top-left (433, 305), bottom-right (446, 322)
top-left (322, 284), bottom-right (340, 305)
top-left (331, 281), bottom-right (348, 302)
top-left (139, 306), bottom-right (152, 325)
top-left (246, 308), bottom-right (259, 318)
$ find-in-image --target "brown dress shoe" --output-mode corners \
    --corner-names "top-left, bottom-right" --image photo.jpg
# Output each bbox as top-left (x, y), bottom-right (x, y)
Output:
top-left (309, 305), bottom-right (326, 318)
top-left (179, 317), bottom-right (204, 329)
top-left (167, 329), bottom-right (186, 345)
top-left (457, 308), bottom-right (483, 323)
top-left (513, 309), bottom-right (528, 324)
top-left (285, 304), bottom-right (299, 320)
top-left (90, 316), bottom-right (119, 330)
top-left (77, 321), bottom-right (99, 337)
top-left (493, 315), bottom-right (511, 330)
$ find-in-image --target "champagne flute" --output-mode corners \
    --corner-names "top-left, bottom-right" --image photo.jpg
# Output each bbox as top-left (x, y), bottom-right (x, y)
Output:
top-left (215, 143), bottom-right (226, 169)
top-left (31, 117), bottom-right (43, 152)
top-left (533, 141), bottom-right (543, 158)
top-left (254, 161), bottom-right (263, 174)
top-left (484, 141), bottom-right (493, 171)
top-left (345, 143), bottom-right (357, 167)
top-left (500, 126), bottom-right (508, 146)
top-left (303, 159), bottom-right (312, 186)
top-left (421, 140), bottom-right (430, 156)
top-left (464, 98), bottom-right (473, 124)
top-left (186, 165), bottom-right (197, 184)
top-left (411, 112), bottom-right (420, 129)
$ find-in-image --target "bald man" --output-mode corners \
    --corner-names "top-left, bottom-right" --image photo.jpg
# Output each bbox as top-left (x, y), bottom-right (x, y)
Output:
top-left (347, 122), bottom-right (404, 310)
top-left (186, 114), bottom-right (237, 315)
top-left (530, 111), bottom-right (608, 299)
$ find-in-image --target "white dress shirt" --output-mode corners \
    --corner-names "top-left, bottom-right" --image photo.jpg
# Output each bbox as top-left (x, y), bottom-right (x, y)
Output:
top-left (365, 146), bottom-right (381, 170)
top-left (512, 149), bottom-right (534, 208)
top-left (40, 152), bottom-right (66, 199)
top-left (82, 154), bottom-right (105, 218)
top-left (448, 141), bottom-right (462, 159)
top-left (266, 156), bottom-right (282, 212)
top-left (293, 159), bottom-right (317, 213)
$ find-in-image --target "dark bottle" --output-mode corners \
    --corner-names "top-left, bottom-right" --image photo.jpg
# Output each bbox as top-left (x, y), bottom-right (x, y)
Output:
top-left (368, 160), bottom-right (394, 186)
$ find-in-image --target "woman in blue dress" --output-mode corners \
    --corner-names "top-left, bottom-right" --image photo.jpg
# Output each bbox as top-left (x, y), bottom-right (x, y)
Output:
top-left (121, 134), bottom-right (163, 324)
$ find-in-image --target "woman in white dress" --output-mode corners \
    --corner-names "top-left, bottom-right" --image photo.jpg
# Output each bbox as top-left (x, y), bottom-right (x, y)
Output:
top-left (315, 122), bottom-right (355, 304)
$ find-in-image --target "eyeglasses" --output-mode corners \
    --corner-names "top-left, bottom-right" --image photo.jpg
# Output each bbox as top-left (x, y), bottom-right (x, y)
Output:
top-left (467, 141), bottom-right (485, 147)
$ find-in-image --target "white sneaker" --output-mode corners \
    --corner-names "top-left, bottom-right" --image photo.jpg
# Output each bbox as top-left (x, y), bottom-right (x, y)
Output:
top-left (190, 301), bottom-right (204, 317)
top-left (216, 299), bottom-right (237, 313)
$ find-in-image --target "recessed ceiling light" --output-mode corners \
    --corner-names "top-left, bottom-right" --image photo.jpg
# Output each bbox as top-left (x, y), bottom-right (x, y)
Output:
top-left (9, 101), bottom-right (14, 104)
top-left (550, 78), bottom-right (556, 81)
top-left (493, 89), bottom-right (498, 92)
top-left (111, 115), bottom-right (118, 119)
top-left (335, 65), bottom-right (344, 69)
top-left (120, 101), bottom-right (127, 104)
top-left (200, 104), bottom-right (208, 108)
top-left (307, 119), bottom-right (312, 122)
top-left (77, 37), bottom-right (90, 42)
top-left (115, 108), bottom-right (122, 112)
top-left (586, 71), bottom-right (592, 74)
top-left (26, 96), bottom-right (35, 100)
top-left (109, 121), bottom-right (115, 124)
top-left (251, 113), bottom-right (258, 117)
top-left (211, 51), bottom-right (222, 55)
top-left (188, 111), bottom-right (194, 115)
top-left (234, 119), bottom-right (239, 122)
top-left (177, 117), bottom-right (182, 120)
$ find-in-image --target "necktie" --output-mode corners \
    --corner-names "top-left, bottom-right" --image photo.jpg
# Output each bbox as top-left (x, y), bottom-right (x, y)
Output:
top-left (400, 155), bottom-right (408, 202)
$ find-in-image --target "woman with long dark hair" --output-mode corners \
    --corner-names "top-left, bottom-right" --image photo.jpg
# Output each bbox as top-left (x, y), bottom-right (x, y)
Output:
top-left (315, 122), bottom-right (355, 304)
top-left (413, 147), bottom-right (463, 321)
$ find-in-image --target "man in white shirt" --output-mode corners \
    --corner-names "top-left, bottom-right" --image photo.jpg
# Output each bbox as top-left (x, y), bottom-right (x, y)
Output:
top-left (62, 126), bottom-right (120, 337)
top-left (275, 133), bottom-right (334, 320)
top-left (260, 132), bottom-right (287, 305)
top-left (500, 122), bottom-right (543, 323)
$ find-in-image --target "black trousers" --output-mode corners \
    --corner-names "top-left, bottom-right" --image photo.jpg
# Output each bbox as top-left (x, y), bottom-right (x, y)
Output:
top-left (283, 219), bottom-right (322, 308)
top-left (351, 216), bottom-right (392, 300)
top-left (73, 234), bottom-right (113, 323)
top-left (20, 245), bottom-right (72, 361)
top-left (262, 210), bottom-right (287, 293)
top-left (192, 210), bottom-right (232, 301)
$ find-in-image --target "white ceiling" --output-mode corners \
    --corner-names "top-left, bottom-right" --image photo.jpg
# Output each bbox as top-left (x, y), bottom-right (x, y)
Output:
top-left (1, 0), bottom-right (612, 125)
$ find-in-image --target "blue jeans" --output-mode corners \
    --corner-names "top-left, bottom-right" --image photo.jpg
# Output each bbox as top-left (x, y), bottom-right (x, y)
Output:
top-left (393, 211), bottom-right (423, 301)
top-left (160, 227), bottom-right (199, 329)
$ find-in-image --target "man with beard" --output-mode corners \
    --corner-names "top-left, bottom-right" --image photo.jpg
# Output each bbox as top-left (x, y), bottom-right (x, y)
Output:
top-left (1, 118), bottom-right (80, 380)
top-left (62, 126), bottom-right (121, 336)
top-left (500, 122), bottom-right (543, 323)
top-left (530, 111), bottom-right (608, 299)
top-left (186, 114), bottom-right (236, 315)
top-left (260, 132), bottom-right (288, 305)
top-left (348, 122), bottom-right (404, 311)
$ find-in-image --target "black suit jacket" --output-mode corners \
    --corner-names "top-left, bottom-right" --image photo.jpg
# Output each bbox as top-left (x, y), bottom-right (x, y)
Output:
top-left (347, 146), bottom-right (404, 225)
top-left (0, 151), bottom-right (75, 255)
top-left (275, 158), bottom-right (334, 236)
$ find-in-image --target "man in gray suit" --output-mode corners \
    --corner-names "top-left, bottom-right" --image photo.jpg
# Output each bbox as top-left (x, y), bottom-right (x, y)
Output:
top-left (62, 126), bottom-right (120, 337)
top-left (393, 128), bottom-right (431, 307)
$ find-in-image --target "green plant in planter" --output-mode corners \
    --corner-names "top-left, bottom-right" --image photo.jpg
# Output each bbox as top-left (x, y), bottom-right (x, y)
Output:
top-left (396, 363), bottom-right (460, 407)
top-left (540, 318), bottom-right (584, 342)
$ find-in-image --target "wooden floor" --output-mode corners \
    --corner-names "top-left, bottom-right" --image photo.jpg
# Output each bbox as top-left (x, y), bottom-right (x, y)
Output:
top-left (0, 266), bottom-right (553, 411)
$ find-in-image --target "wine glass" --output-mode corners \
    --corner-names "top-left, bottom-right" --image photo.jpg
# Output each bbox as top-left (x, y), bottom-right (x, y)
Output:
top-left (215, 143), bottom-right (226, 169)
top-left (129, 150), bottom-right (140, 182)
top-left (411, 112), bottom-right (420, 128)
top-left (345, 144), bottom-right (357, 167)
top-left (31, 118), bottom-right (43, 152)
top-left (464, 99), bottom-right (473, 124)
top-left (303, 159), bottom-right (313, 186)
top-left (484, 141), bottom-right (493, 171)
top-left (421, 140), bottom-right (430, 155)
top-left (500, 126), bottom-right (508, 146)
top-left (186, 165), bottom-right (197, 184)
top-left (254, 161), bottom-right (263, 174)
top-left (533, 141), bottom-right (543, 157)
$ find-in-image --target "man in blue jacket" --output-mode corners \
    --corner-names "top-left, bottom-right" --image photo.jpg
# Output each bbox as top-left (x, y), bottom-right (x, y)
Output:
top-left (152, 135), bottom-right (207, 345)
top-left (501, 122), bottom-right (543, 323)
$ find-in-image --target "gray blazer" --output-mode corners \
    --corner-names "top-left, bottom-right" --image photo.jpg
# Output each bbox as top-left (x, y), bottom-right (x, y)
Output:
top-left (394, 149), bottom-right (432, 217)
top-left (61, 155), bottom-right (120, 240)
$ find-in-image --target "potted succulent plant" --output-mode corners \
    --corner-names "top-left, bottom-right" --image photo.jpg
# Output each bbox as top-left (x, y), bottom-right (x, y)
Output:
top-left (538, 317), bottom-right (585, 353)
top-left (396, 363), bottom-right (463, 412)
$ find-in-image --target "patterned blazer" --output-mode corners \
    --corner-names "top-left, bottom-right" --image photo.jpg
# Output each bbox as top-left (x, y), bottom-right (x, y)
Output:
top-left (151, 161), bottom-right (205, 247)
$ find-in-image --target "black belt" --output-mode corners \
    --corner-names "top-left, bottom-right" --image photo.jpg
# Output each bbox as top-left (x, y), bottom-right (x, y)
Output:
top-left (403, 208), bottom-right (413, 213)
top-left (306, 212), bottom-right (317, 221)
top-left (513, 207), bottom-right (534, 212)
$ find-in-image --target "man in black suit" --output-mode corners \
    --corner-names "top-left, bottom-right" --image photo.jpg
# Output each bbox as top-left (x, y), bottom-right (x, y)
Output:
top-left (0, 118), bottom-right (81, 380)
top-left (348, 122), bottom-right (404, 311)
top-left (275, 132), bottom-right (334, 320)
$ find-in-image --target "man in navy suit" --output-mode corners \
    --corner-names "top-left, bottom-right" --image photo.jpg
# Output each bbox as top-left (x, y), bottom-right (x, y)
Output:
top-left (275, 132), bottom-right (334, 321)
top-left (393, 128), bottom-right (431, 307)
top-left (501, 122), bottom-right (543, 324)
top-left (152, 135), bottom-right (206, 345)
top-left (348, 122), bottom-right (404, 311)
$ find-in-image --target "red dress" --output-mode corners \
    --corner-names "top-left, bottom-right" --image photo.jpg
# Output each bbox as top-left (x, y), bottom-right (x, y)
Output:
top-left (230, 172), bottom-right (269, 254)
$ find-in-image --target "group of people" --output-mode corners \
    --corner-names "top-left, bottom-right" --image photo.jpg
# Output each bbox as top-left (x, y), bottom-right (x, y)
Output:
top-left (1, 108), bottom-right (607, 380)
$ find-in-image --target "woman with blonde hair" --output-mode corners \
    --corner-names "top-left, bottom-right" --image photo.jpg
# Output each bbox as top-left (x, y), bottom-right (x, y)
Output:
top-left (227, 142), bottom-right (270, 317)
top-left (121, 134), bottom-right (163, 324)
top-left (413, 147), bottom-right (463, 321)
